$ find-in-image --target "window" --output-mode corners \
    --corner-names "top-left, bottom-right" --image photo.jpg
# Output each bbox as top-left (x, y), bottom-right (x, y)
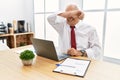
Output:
top-left (34, 0), bottom-right (44, 13)
top-left (34, 0), bottom-right (59, 46)
top-left (104, 11), bottom-right (120, 59)
top-left (45, 0), bottom-right (59, 12)
top-left (83, 0), bottom-right (120, 60)
top-left (83, 0), bottom-right (105, 10)
top-left (107, 0), bottom-right (120, 9)
top-left (34, 14), bottom-right (44, 39)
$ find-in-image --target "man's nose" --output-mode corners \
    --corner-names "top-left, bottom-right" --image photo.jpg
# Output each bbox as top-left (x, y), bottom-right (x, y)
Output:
top-left (68, 17), bottom-right (74, 21)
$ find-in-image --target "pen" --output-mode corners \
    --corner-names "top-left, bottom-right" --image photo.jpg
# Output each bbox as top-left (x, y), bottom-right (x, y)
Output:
top-left (56, 64), bottom-right (75, 68)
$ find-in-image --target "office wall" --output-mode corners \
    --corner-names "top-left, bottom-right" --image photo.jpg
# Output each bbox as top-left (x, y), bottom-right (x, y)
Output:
top-left (24, 0), bottom-right (34, 32)
top-left (0, 0), bottom-right (34, 31)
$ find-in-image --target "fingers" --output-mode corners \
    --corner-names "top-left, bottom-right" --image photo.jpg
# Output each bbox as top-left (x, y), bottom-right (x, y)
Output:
top-left (67, 48), bottom-right (72, 55)
top-left (73, 10), bottom-right (84, 20)
top-left (79, 12), bottom-right (84, 20)
top-left (67, 48), bottom-right (77, 56)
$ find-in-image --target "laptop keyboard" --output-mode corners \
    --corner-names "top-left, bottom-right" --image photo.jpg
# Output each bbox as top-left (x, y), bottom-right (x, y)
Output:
top-left (58, 54), bottom-right (69, 60)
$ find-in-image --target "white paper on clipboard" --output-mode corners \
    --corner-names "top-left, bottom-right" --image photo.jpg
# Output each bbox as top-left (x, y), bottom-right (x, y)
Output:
top-left (53, 58), bottom-right (91, 77)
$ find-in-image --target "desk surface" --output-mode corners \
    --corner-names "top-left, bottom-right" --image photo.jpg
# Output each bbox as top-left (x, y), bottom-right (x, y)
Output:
top-left (0, 45), bottom-right (120, 80)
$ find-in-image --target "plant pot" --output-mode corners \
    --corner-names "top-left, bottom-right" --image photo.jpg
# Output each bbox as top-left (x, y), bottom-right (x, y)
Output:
top-left (21, 59), bottom-right (33, 66)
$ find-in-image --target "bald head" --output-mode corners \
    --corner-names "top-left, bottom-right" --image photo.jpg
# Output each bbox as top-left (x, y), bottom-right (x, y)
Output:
top-left (65, 4), bottom-right (79, 12)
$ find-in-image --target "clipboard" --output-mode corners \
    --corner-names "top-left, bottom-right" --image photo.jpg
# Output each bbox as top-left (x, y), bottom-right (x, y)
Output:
top-left (53, 58), bottom-right (91, 77)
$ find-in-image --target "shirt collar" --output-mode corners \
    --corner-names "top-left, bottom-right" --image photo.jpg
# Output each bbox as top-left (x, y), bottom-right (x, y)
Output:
top-left (75, 20), bottom-right (83, 29)
top-left (67, 20), bottom-right (83, 29)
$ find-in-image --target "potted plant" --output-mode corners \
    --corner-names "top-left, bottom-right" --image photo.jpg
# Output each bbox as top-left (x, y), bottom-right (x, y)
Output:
top-left (19, 50), bottom-right (35, 66)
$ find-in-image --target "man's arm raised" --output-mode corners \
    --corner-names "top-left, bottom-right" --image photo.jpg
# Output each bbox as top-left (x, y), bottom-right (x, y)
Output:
top-left (58, 10), bottom-right (84, 20)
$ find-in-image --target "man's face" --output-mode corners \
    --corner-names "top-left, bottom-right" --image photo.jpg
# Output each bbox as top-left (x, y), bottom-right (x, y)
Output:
top-left (65, 4), bottom-right (81, 26)
top-left (66, 5), bottom-right (78, 20)
top-left (67, 15), bottom-right (78, 23)
top-left (66, 11), bottom-right (80, 25)
top-left (67, 17), bottom-right (74, 22)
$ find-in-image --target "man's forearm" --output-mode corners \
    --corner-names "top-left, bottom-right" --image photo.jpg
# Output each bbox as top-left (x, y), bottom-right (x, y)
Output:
top-left (58, 12), bottom-right (72, 18)
top-left (58, 10), bottom-right (83, 19)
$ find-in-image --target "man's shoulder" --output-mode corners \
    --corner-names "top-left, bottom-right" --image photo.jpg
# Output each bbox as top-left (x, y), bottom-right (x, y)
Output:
top-left (77, 21), bottom-right (96, 34)
top-left (79, 21), bottom-right (96, 30)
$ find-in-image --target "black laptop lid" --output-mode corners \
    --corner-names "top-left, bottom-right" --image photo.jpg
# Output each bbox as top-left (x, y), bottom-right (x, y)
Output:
top-left (31, 38), bottom-right (59, 61)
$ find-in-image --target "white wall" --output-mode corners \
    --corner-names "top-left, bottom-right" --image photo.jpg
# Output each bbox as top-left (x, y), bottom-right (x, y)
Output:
top-left (24, 0), bottom-right (34, 32)
top-left (0, 0), bottom-right (34, 31)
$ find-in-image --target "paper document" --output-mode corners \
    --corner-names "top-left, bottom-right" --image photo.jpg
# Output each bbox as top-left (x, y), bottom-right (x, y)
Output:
top-left (53, 58), bottom-right (91, 77)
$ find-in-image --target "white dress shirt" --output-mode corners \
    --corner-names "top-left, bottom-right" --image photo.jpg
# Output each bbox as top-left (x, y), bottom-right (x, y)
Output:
top-left (47, 13), bottom-right (102, 60)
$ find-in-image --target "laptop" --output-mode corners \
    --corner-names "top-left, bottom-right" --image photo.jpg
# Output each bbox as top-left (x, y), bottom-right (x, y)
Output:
top-left (31, 38), bottom-right (69, 61)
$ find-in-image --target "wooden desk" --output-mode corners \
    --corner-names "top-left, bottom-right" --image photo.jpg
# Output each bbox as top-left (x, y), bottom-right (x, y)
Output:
top-left (0, 45), bottom-right (120, 80)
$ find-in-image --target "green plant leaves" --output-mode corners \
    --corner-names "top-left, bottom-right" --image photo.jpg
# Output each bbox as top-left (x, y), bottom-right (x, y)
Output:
top-left (19, 50), bottom-right (35, 60)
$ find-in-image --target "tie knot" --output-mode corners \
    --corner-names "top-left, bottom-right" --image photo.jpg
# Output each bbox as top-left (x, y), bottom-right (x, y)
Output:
top-left (70, 26), bottom-right (75, 28)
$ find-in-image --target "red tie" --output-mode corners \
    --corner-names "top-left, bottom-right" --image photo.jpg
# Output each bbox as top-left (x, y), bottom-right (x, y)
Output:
top-left (70, 26), bottom-right (76, 49)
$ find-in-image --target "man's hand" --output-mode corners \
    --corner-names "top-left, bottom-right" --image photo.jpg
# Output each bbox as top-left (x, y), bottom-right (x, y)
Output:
top-left (78, 11), bottom-right (84, 20)
top-left (72, 10), bottom-right (84, 20)
top-left (67, 48), bottom-right (82, 56)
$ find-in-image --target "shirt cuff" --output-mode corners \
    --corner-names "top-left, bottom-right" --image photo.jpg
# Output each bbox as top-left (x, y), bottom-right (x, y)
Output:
top-left (86, 49), bottom-right (95, 59)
